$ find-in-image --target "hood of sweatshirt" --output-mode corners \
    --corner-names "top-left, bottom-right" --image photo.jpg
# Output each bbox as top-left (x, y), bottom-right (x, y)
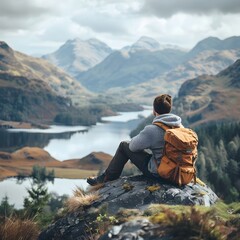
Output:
top-left (152, 113), bottom-right (182, 127)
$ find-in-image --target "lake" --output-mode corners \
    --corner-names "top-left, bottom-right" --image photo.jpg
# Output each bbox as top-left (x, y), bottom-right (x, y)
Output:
top-left (0, 107), bottom-right (152, 208)
top-left (0, 108), bottom-right (152, 160)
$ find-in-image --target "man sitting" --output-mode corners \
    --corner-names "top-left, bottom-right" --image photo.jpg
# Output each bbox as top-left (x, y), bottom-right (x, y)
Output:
top-left (87, 94), bottom-right (182, 186)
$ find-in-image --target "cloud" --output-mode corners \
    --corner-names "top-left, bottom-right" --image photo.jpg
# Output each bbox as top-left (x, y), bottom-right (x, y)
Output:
top-left (141, 0), bottom-right (240, 18)
top-left (1, 0), bottom-right (240, 55)
top-left (72, 11), bottom-right (128, 35)
top-left (0, 0), bottom-right (49, 17)
top-left (0, 0), bottom-right (61, 33)
top-left (71, 1), bottom-right (142, 35)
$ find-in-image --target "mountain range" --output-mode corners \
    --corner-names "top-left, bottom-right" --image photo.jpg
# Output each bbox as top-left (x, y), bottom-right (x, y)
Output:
top-left (99, 36), bottom-right (240, 104)
top-left (40, 36), bottom-right (240, 105)
top-left (1, 35), bottom-right (240, 125)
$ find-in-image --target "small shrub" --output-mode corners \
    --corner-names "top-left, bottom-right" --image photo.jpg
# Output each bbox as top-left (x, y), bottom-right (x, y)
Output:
top-left (93, 213), bottom-right (118, 236)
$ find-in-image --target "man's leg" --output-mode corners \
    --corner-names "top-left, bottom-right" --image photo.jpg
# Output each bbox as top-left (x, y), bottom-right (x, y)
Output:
top-left (87, 141), bottom-right (153, 185)
top-left (105, 141), bottom-right (153, 179)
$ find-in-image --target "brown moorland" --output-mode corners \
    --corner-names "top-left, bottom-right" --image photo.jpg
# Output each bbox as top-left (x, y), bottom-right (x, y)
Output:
top-left (0, 147), bottom-right (114, 180)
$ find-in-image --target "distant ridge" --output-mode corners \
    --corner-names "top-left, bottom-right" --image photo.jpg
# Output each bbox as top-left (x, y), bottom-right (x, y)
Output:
top-left (187, 36), bottom-right (240, 59)
top-left (122, 36), bottom-right (185, 52)
top-left (80, 37), bottom-right (240, 104)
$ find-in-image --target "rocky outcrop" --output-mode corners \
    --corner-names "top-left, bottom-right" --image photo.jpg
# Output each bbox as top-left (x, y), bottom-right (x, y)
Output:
top-left (38, 175), bottom-right (218, 240)
top-left (94, 175), bottom-right (217, 214)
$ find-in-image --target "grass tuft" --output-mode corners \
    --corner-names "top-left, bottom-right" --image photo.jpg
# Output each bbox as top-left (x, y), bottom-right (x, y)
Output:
top-left (66, 187), bottom-right (99, 212)
top-left (0, 218), bottom-right (39, 240)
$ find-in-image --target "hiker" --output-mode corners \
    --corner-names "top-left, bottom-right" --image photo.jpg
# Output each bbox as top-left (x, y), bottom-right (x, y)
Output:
top-left (87, 94), bottom-right (182, 186)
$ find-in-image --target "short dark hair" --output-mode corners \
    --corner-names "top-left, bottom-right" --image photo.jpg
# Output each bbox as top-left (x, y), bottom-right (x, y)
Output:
top-left (153, 94), bottom-right (172, 115)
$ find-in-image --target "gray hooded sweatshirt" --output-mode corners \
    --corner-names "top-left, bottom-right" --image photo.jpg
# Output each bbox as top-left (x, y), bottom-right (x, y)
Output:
top-left (129, 113), bottom-right (182, 174)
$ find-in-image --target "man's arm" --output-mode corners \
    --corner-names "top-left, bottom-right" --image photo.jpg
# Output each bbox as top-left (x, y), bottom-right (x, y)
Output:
top-left (129, 125), bottom-right (153, 152)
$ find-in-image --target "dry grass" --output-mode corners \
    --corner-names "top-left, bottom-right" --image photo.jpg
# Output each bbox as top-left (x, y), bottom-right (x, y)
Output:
top-left (0, 218), bottom-right (39, 240)
top-left (46, 167), bottom-right (98, 179)
top-left (66, 187), bottom-right (99, 212)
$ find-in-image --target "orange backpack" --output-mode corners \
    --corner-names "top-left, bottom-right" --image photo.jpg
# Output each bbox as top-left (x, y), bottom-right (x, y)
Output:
top-left (154, 122), bottom-right (198, 186)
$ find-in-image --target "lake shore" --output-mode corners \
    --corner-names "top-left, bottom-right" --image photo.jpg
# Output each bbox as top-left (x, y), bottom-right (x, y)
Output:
top-left (0, 120), bottom-right (49, 130)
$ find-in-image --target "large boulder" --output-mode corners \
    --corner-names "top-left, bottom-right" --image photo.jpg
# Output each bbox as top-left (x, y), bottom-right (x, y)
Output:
top-left (38, 175), bottom-right (218, 240)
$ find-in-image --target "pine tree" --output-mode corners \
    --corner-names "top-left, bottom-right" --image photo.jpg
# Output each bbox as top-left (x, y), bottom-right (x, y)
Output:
top-left (216, 139), bottom-right (228, 170)
top-left (24, 180), bottom-right (49, 218)
top-left (0, 196), bottom-right (15, 218)
top-left (196, 151), bottom-right (206, 181)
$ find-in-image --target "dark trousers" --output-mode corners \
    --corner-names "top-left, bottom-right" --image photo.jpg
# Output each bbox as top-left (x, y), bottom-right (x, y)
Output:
top-left (105, 141), bottom-right (154, 180)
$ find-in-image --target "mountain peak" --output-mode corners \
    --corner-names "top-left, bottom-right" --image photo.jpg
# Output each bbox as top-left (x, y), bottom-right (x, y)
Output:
top-left (42, 38), bottom-right (113, 75)
top-left (65, 38), bottom-right (109, 47)
top-left (0, 41), bottom-right (15, 65)
top-left (130, 36), bottom-right (160, 51)
top-left (0, 41), bottom-right (11, 50)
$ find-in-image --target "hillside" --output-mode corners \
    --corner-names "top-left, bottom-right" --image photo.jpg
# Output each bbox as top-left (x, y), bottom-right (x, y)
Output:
top-left (42, 38), bottom-right (113, 76)
top-left (77, 48), bottom-right (186, 92)
top-left (0, 41), bottom-right (96, 123)
top-left (0, 147), bottom-right (113, 179)
top-left (0, 41), bottom-right (91, 101)
top-left (0, 72), bottom-right (69, 122)
top-left (174, 59), bottom-right (240, 126)
top-left (117, 48), bottom-right (240, 104)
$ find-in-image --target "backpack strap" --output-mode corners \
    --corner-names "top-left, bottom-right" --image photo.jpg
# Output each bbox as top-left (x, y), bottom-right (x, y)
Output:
top-left (153, 122), bottom-right (182, 131)
top-left (153, 122), bottom-right (171, 131)
top-left (153, 122), bottom-right (170, 169)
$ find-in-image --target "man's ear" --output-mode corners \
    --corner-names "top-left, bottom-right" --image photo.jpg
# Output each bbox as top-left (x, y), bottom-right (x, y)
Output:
top-left (153, 110), bottom-right (156, 116)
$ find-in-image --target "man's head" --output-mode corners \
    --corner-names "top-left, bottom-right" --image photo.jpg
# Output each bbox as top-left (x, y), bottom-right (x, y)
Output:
top-left (153, 94), bottom-right (172, 116)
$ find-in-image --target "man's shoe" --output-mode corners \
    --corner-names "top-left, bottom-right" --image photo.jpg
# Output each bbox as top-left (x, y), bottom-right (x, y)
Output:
top-left (87, 172), bottom-right (108, 186)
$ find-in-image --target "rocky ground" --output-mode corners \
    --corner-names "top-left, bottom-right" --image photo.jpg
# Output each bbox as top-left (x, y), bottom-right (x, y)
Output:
top-left (38, 175), bottom-right (221, 240)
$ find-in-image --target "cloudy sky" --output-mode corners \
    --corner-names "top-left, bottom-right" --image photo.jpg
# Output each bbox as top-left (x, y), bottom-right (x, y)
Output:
top-left (1, 0), bottom-right (240, 55)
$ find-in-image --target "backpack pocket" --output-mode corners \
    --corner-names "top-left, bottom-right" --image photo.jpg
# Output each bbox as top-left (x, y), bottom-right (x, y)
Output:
top-left (158, 156), bottom-right (195, 186)
top-left (158, 155), bottom-right (177, 179)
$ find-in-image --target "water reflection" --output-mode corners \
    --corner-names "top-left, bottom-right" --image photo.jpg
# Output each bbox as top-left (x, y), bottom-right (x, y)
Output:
top-left (0, 129), bottom-right (88, 153)
top-left (0, 108), bottom-right (152, 159)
